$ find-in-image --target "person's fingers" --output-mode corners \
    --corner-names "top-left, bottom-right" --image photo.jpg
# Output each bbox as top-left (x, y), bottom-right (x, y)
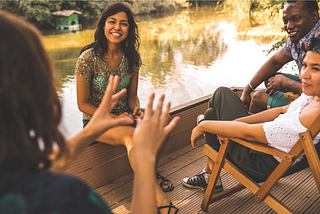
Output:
top-left (132, 107), bottom-right (138, 115)
top-left (109, 89), bottom-right (127, 110)
top-left (144, 93), bottom-right (155, 119)
top-left (135, 117), bottom-right (142, 128)
top-left (99, 76), bottom-right (114, 109)
top-left (100, 75), bottom-right (120, 111)
top-left (110, 75), bottom-right (120, 92)
top-left (109, 117), bottom-right (133, 128)
top-left (191, 138), bottom-right (198, 148)
top-left (112, 88), bottom-right (127, 101)
top-left (154, 94), bottom-right (165, 121)
top-left (164, 116), bottom-right (179, 135)
top-left (160, 102), bottom-right (171, 128)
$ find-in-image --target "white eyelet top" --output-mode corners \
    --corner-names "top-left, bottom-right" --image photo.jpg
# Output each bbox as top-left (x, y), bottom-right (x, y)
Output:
top-left (263, 93), bottom-right (320, 163)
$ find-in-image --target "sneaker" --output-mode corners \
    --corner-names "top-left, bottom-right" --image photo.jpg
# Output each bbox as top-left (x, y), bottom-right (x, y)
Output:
top-left (197, 114), bottom-right (204, 125)
top-left (182, 168), bottom-right (223, 192)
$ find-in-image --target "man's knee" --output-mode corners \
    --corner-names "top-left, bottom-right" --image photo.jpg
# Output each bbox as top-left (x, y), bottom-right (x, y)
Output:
top-left (251, 90), bottom-right (268, 106)
top-left (249, 90), bottom-right (268, 113)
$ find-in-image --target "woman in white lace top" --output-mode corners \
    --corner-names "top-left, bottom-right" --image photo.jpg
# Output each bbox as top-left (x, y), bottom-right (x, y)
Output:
top-left (190, 34), bottom-right (320, 183)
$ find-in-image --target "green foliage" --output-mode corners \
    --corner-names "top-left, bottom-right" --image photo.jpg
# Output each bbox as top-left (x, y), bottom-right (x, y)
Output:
top-left (257, 0), bottom-right (286, 53)
top-left (0, 0), bottom-right (187, 29)
top-left (0, 1), bottom-right (110, 29)
top-left (256, 0), bottom-right (285, 18)
top-left (265, 34), bottom-right (288, 54)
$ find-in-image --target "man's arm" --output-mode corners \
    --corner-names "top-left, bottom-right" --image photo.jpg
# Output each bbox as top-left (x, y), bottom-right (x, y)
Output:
top-left (241, 48), bottom-right (293, 109)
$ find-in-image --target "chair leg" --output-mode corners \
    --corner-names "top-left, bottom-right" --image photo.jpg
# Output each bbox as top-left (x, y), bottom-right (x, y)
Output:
top-left (202, 141), bottom-right (230, 211)
top-left (300, 131), bottom-right (320, 193)
top-left (253, 142), bottom-right (303, 203)
top-left (207, 183), bottom-right (245, 204)
top-left (202, 143), bottom-right (295, 213)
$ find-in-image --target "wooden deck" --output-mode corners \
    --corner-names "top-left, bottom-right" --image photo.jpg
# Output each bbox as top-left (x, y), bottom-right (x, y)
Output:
top-left (91, 138), bottom-right (320, 214)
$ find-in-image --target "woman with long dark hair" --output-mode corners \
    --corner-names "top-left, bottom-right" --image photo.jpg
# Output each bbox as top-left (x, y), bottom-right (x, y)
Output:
top-left (76, 3), bottom-right (178, 213)
top-left (0, 10), bottom-right (180, 214)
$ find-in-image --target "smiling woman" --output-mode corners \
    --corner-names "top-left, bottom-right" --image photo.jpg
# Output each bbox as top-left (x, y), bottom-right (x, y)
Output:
top-left (75, 2), bottom-right (180, 214)
top-left (104, 12), bottom-right (129, 46)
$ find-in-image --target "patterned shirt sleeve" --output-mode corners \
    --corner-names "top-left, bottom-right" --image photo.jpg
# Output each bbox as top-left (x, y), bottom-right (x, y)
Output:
top-left (75, 50), bottom-right (94, 84)
top-left (283, 38), bottom-right (292, 58)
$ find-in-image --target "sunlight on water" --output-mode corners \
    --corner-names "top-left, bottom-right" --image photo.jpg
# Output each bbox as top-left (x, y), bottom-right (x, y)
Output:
top-left (44, 6), bottom-right (296, 139)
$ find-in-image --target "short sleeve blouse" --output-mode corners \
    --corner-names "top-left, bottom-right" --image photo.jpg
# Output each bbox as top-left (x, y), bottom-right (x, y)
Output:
top-left (75, 48), bottom-right (140, 120)
top-left (263, 93), bottom-right (320, 163)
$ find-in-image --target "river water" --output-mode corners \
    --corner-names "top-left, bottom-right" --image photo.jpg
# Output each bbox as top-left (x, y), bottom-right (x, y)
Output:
top-left (43, 6), bottom-right (297, 139)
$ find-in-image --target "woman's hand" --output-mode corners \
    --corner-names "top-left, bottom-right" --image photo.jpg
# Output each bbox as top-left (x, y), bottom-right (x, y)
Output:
top-left (217, 134), bottom-right (228, 144)
top-left (131, 95), bottom-right (179, 214)
top-left (84, 75), bottom-right (133, 139)
top-left (118, 112), bottom-right (135, 120)
top-left (191, 125), bottom-right (205, 149)
top-left (51, 75), bottom-right (133, 173)
top-left (132, 107), bottom-right (144, 120)
top-left (133, 94), bottom-right (179, 159)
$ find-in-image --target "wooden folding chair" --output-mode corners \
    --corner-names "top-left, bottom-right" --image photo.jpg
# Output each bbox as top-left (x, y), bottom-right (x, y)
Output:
top-left (201, 113), bottom-right (320, 213)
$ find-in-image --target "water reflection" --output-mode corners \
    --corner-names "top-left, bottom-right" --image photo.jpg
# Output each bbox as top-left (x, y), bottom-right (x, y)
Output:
top-left (43, 6), bottom-right (291, 138)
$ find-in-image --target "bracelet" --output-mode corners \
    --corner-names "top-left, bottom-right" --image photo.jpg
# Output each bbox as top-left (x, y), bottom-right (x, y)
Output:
top-left (248, 82), bottom-right (254, 91)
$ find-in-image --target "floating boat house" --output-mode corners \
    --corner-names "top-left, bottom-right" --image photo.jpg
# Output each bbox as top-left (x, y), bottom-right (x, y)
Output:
top-left (52, 10), bottom-right (82, 30)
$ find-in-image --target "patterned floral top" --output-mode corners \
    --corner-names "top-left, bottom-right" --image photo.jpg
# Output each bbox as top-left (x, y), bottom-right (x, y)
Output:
top-left (0, 172), bottom-right (113, 214)
top-left (283, 19), bottom-right (320, 72)
top-left (75, 48), bottom-right (140, 120)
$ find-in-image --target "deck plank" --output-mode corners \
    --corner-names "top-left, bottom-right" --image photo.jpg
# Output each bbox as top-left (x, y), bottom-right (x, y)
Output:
top-left (94, 138), bottom-right (320, 213)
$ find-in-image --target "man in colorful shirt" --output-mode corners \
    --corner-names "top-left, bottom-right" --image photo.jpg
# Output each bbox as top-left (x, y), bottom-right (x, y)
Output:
top-left (241, 0), bottom-right (320, 113)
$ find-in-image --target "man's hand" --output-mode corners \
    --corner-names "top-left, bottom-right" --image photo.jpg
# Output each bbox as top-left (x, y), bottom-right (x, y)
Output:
top-left (265, 74), bottom-right (287, 95)
top-left (240, 91), bottom-right (252, 111)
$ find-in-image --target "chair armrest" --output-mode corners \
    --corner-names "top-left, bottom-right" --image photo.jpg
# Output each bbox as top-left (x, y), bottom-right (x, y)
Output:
top-left (283, 92), bottom-right (299, 103)
top-left (229, 138), bottom-right (294, 163)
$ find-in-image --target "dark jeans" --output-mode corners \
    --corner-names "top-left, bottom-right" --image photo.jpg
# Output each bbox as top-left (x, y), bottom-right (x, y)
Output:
top-left (203, 87), bottom-right (312, 182)
top-left (204, 87), bottom-right (280, 182)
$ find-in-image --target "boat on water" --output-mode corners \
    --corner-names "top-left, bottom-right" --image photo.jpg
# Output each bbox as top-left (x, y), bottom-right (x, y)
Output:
top-left (65, 88), bottom-right (319, 214)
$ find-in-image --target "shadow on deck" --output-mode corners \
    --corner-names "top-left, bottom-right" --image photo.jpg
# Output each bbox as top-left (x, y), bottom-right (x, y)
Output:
top-left (94, 138), bottom-right (320, 214)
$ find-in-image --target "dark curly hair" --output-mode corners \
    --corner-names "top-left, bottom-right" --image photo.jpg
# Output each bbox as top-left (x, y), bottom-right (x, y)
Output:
top-left (287, 0), bottom-right (319, 15)
top-left (81, 2), bottom-right (141, 73)
top-left (0, 11), bottom-right (67, 175)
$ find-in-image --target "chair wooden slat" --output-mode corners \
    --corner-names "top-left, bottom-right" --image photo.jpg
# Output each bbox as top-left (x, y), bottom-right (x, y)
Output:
top-left (202, 145), bottom-right (295, 213)
top-left (300, 131), bottom-right (320, 192)
top-left (230, 138), bottom-right (294, 163)
top-left (253, 141), bottom-right (304, 203)
top-left (202, 111), bottom-right (320, 213)
top-left (283, 92), bottom-right (299, 103)
top-left (202, 140), bottom-right (230, 209)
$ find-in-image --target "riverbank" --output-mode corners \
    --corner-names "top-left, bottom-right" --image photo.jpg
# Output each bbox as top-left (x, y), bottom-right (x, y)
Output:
top-left (0, 0), bottom-right (191, 30)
